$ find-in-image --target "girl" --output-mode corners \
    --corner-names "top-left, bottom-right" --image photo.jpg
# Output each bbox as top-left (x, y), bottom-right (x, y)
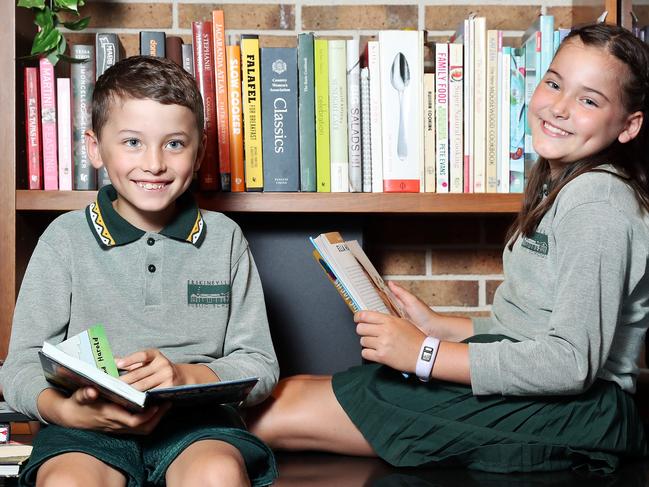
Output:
top-left (249, 23), bottom-right (649, 473)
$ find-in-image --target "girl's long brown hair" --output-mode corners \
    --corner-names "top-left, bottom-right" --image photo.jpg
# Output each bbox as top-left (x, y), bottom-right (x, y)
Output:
top-left (507, 23), bottom-right (649, 248)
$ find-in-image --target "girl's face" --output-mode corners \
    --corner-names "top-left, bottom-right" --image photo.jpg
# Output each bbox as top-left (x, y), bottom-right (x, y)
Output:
top-left (528, 38), bottom-right (643, 175)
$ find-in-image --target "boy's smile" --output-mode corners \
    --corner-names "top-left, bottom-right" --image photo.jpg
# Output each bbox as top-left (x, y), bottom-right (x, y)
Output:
top-left (86, 98), bottom-right (204, 232)
top-left (528, 39), bottom-right (642, 175)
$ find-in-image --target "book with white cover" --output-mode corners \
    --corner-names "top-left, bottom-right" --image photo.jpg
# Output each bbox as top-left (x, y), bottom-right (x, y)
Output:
top-left (367, 41), bottom-right (383, 192)
top-left (472, 17), bottom-right (487, 193)
top-left (328, 40), bottom-right (349, 192)
top-left (423, 73), bottom-right (436, 193)
top-left (434, 43), bottom-right (449, 193)
top-left (448, 43), bottom-right (463, 193)
top-left (346, 38), bottom-right (362, 192)
top-left (379, 30), bottom-right (422, 192)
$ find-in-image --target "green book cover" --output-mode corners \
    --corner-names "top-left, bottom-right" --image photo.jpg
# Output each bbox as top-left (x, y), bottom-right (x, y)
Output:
top-left (298, 33), bottom-right (316, 192)
top-left (87, 325), bottom-right (119, 377)
top-left (314, 38), bottom-right (331, 192)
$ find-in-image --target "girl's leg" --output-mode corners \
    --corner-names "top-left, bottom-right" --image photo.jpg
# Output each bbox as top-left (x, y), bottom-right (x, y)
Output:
top-left (166, 439), bottom-right (250, 487)
top-left (36, 452), bottom-right (127, 487)
top-left (248, 375), bottom-right (376, 456)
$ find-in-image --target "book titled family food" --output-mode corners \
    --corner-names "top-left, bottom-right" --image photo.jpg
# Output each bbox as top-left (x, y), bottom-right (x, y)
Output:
top-left (38, 325), bottom-right (258, 412)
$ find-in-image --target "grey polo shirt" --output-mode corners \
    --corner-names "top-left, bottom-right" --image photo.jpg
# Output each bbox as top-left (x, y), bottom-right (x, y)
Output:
top-left (1, 185), bottom-right (278, 420)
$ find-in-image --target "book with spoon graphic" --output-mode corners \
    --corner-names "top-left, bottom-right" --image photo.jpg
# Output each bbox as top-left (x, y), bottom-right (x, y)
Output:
top-left (390, 52), bottom-right (410, 161)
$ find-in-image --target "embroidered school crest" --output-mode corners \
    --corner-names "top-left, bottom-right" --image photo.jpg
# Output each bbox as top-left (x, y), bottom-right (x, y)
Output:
top-left (187, 280), bottom-right (230, 307)
top-left (521, 232), bottom-right (549, 256)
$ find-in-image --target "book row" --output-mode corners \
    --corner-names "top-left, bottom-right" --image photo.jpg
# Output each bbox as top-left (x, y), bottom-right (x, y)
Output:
top-left (23, 11), bottom-right (568, 193)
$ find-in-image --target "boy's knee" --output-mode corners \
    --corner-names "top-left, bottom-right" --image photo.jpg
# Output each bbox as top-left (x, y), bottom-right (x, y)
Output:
top-left (168, 441), bottom-right (250, 487)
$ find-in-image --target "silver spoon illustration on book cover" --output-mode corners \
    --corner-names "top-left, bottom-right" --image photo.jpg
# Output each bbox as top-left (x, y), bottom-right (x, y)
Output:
top-left (390, 51), bottom-right (410, 161)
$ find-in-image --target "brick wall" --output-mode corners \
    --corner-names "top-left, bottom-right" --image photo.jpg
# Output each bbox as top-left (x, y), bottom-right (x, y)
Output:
top-left (62, 1), bottom-right (605, 316)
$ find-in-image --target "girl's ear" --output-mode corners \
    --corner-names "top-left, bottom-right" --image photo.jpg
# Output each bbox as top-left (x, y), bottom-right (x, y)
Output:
top-left (618, 111), bottom-right (644, 144)
top-left (86, 130), bottom-right (104, 170)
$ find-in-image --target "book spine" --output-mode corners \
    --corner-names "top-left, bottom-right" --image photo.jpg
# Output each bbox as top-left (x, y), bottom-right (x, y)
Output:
top-left (434, 43), bottom-right (449, 193)
top-left (423, 73), bottom-right (435, 193)
top-left (328, 40), bottom-right (349, 193)
top-left (182, 44), bottom-right (194, 75)
top-left (463, 17), bottom-right (473, 193)
top-left (241, 34), bottom-right (264, 191)
top-left (192, 21), bottom-right (220, 190)
top-left (260, 47), bottom-right (299, 191)
top-left (472, 17), bottom-right (487, 193)
top-left (71, 44), bottom-right (96, 190)
top-left (297, 33), bottom-right (316, 192)
top-left (165, 35), bottom-right (184, 66)
top-left (226, 44), bottom-right (245, 192)
top-left (140, 31), bottom-right (166, 57)
top-left (523, 30), bottom-right (541, 178)
top-left (56, 78), bottom-right (73, 191)
top-left (39, 57), bottom-right (58, 191)
top-left (95, 33), bottom-right (122, 188)
top-left (87, 325), bottom-right (119, 377)
top-left (360, 67), bottom-right (372, 192)
top-left (314, 38), bottom-right (330, 192)
top-left (539, 15), bottom-right (554, 78)
top-left (24, 67), bottom-right (42, 190)
top-left (509, 47), bottom-right (525, 193)
top-left (448, 43), bottom-right (463, 193)
top-left (485, 30), bottom-right (499, 193)
top-left (346, 38), bottom-right (361, 193)
top-left (498, 45), bottom-right (511, 193)
top-left (367, 41), bottom-right (382, 193)
top-left (212, 10), bottom-right (231, 191)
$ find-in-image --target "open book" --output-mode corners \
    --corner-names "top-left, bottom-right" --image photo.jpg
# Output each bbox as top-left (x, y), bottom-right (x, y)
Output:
top-left (38, 325), bottom-right (258, 412)
top-left (310, 232), bottom-right (405, 317)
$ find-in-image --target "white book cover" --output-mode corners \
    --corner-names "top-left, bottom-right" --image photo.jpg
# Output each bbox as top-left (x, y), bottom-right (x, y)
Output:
top-left (472, 17), bottom-right (487, 193)
top-left (417, 31), bottom-right (425, 193)
top-left (423, 73), bottom-right (436, 193)
top-left (328, 40), bottom-right (349, 192)
top-left (485, 29), bottom-right (499, 193)
top-left (56, 78), bottom-right (73, 191)
top-left (367, 41), bottom-right (383, 193)
top-left (460, 16), bottom-right (474, 193)
top-left (346, 38), bottom-right (362, 192)
top-left (379, 30), bottom-right (422, 192)
top-left (498, 46), bottom-right (511, 193)
top-left (434, 43), bottom-right (449, 193)
top-left (360, 67), bottom-right (372, 192)
top-left (448, 42), bottom-right (463, 193)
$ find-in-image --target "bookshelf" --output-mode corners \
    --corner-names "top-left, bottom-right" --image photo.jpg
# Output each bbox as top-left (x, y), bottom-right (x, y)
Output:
top-left (0, 0), bottom-right (620, 360)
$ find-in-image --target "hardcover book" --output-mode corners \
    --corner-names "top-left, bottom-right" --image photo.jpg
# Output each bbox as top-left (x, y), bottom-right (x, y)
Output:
top-left (226, 44), bottom-right (245, 192)
top-left (367, 41), bottom-right (382, 193)
top-left (165, 35), bottom-right (183, 66)
top-left (523, 25), bottom-right (541, 178)
top-left (212, 10), bottom-right (231, 191)
top-left (192, 21), bottom-right (220, 190)
top-left (24, 66), bottom-right (42, 190)
top-left (448, 43), bottom-right (464, 193)
top-left (346, 38), bottom-right (362, 193)
top-left (39, 325), bottom-right (258, 412)
top-left (485, 30), bottom-right (499, 193)
top-left (0, 444), bottom-right (32, 477)
top-left (328, 40), bottom-right (349, 193)
top-left (260, 47), bottom-right (299, 191)
top-left (314, 38), bottom-right (330, 192)
top-left (182, 44), bottom-right (194, 75)
top-left (71, 44), bottom-right (96, 190)
top-left (472, 17), bottom-right (487, 193)
top-left (360, 66), bottom-right (372, 192)
top-left (56, 78), bottom-right (73, 191)
top-left (423, 72), bottom-right (435, 192)
top-left (434, 42), bottom-right (449, 193)
top-left (297, 33), bottom-right (317, 192)
top-left (39, 57), bottom-right (58, 191)
top-left (241, 34), bottom-right (264, 191)
top-left (140, 31), bottom-right (166, 57)
top-left (509, 47), bottom-right (525, 193)
top-left (378, 30), bottom-right (422, 192)
top-left (310, 232), bottom-right (404, 317)
top-left (497, 44), bottom-right (511, 193)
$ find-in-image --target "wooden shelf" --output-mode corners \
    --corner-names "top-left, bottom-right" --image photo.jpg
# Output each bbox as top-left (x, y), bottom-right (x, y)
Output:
top-left (16, 190), bottom-right (522, 213)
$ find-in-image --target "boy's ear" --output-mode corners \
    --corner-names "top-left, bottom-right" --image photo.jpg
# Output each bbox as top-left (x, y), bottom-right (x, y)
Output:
top-left (194, 130), bottom-right (207, 172)
top-left (86, 130), bottom-right (104, 170)
top-left (618, 111), bottom-right (644, 144)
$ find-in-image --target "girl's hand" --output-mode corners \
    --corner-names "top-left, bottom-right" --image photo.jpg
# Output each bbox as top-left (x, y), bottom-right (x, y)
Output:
top-left (354, 310), bottom-right (426, 373)
top-left (116, 349), bottom-right (182, 391)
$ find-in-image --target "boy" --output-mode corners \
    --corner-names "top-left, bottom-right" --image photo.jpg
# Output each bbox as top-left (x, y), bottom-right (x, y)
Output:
top-left (0, 56), bottom-right (278, 486)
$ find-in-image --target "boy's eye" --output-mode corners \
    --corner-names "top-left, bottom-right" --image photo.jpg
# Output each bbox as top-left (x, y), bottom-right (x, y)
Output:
top-left (124, 138), bottom-right (141, 148)
top-left (166, 140), bottom-right (185, 150)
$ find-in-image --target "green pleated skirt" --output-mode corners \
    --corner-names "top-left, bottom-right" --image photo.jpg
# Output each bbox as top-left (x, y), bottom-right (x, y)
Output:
top-left (332, 335), bottom-right (648, 473)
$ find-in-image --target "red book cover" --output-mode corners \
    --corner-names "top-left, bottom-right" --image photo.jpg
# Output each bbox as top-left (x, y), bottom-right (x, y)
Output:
top-left (39, 57), bottom-right (58, 190)
top-left (24, 67), bottom-right (42, 190)
top-left (212, 10), bottom-right (231, 191)
top-left (192, 21), bottom-right (220, 191)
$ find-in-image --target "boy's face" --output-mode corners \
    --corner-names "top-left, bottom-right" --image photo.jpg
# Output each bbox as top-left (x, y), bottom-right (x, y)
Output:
top-left (86, 97), bottom-right (205, 232)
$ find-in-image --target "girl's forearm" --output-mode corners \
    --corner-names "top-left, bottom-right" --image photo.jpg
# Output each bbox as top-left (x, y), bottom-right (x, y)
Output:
top-left (430, 342), bottom-right (471, 385)
top-left (436, 316), bottom-right (475, 342)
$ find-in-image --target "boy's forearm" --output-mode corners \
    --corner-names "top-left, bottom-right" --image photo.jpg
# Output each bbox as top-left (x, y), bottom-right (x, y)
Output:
top-left (37, 387), bottom-right (69, 426)
top-left (176, 363), bottom-right (220, 385)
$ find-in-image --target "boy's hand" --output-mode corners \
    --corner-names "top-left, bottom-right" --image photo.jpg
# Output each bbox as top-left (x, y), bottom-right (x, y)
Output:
top-left (116, 349), bottom-right (182, 391)
top-left (38, 387), bottom-right (169, 435)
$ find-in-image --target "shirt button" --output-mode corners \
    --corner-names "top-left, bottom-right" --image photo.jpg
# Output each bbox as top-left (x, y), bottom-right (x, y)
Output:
top-left (148, 264), bottom-right (156, 273)
top-left (147, 237), bottom-right (155, 246)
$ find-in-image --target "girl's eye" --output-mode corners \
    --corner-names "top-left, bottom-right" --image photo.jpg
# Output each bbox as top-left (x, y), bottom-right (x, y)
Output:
top-left (545, 80), bottom-right (559, 90)
top-left (582, 98), bottom-right (599, 107)
top-left (167, 140), bottom-right (185, 150)
top-left (125, 138), bottom-right (140, 148)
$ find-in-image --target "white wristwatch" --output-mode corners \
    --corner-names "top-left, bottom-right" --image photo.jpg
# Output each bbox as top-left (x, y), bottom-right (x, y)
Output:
top-left (415, 336), bottom-right (440, 382)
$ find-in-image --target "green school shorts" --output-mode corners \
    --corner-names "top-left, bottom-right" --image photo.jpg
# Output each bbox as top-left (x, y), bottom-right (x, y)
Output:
top-left (18, 405), bottom-right (277, 487)
top-left (332, 335), bottom-right (648, 473)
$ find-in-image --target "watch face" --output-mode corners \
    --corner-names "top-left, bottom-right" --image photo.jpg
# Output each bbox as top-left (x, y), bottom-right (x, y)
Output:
top-left (421, 346), bottom-right (433, 362)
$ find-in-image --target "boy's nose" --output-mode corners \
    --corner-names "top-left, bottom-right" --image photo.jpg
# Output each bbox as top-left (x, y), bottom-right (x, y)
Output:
top-left (143, 148), bottom-right (165, 173)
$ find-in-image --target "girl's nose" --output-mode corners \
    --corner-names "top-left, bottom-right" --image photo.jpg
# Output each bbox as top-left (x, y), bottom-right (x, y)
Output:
top-left (550, 96), bottom-right (569, 119)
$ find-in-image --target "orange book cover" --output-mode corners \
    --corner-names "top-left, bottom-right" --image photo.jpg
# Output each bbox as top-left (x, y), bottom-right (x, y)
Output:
top-left (226, 44), bottom-right (245, 192)
top-left (212, 10), bottom-right (231, 191)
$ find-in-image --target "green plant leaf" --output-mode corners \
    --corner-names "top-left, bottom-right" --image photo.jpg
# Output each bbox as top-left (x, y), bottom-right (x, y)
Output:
top-left (34, 7), bottom-right (54, 29)
top-left (17, 0), bottom-right (47, 9)
top-left (31, 27), bottom-right (61, 55)
top-left (46, 51), bottom-right (59, 66)
top-left (54, 0), bottom-right (82, 13)
top-left (62, 16), bottom-right (90, 31)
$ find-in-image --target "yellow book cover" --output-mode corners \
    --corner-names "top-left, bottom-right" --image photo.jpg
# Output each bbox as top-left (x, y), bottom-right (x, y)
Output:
top-left (241, 35), bottom-right (263, 191)
top-left (314, 38), bottom-right (330, 192)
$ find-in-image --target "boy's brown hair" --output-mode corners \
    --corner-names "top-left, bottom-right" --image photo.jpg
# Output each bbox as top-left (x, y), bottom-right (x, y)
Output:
top-left (92, 55), bottom-right (204, 139)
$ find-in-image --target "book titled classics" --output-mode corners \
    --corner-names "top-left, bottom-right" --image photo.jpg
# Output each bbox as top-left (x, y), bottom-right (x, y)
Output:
top-left (38, 325), bottom-right (258, 412)
top-left (310, 232), bottom-right (405, 317)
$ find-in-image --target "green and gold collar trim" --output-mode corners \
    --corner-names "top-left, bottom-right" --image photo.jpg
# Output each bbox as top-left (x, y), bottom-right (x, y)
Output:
top-left (85, 185), bottom-right (206, 249)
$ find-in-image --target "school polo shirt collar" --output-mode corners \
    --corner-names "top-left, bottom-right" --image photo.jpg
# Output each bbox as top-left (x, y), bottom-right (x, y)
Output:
top-left (85, 184), bottom-right (206, 249)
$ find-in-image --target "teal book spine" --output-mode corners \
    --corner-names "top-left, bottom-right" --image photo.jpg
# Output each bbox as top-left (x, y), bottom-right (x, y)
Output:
top-left (297, 33), bottom-right (316, 192)
top-left (509, 47), bottom-right (525, 193)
